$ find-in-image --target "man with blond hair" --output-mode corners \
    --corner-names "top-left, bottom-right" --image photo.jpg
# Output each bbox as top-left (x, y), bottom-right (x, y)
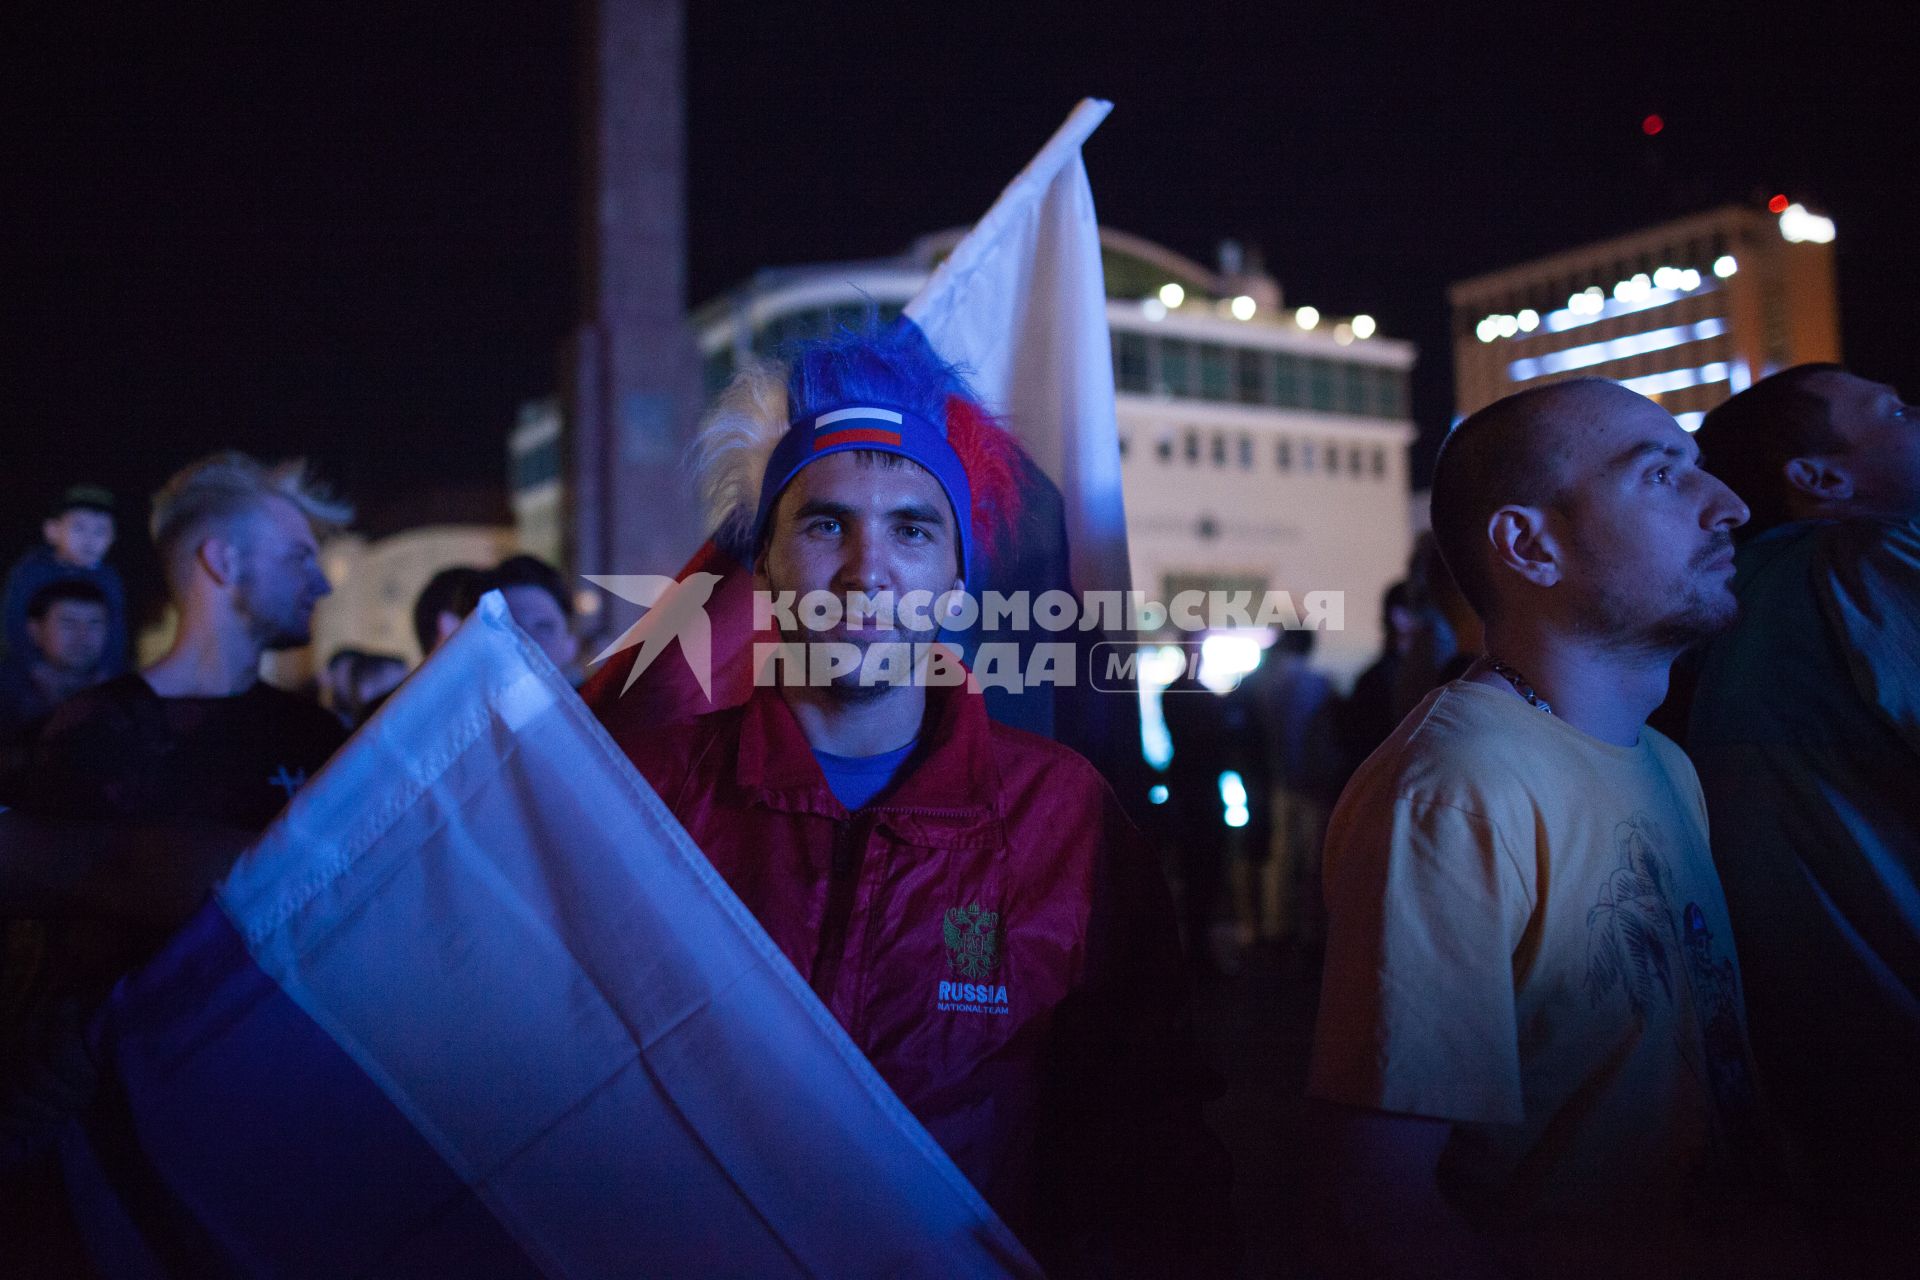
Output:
top-left (2, 453), bottom-right (352, 1263)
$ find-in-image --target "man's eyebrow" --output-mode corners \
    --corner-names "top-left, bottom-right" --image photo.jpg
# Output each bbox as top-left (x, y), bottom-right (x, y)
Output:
top-left (887, 501), bottom-right (947, 526)
top-left (789, 498), bottom-right (855, 522)
top-left (1609, 439), bottom-right (1696, 469)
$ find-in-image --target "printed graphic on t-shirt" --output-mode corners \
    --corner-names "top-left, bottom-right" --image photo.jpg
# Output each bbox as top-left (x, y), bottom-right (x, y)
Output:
top-left (1681, 902), bottom-right (1762, 1154)
top-left (1585, 813), bottom-right (1684, 1016)
top-left (1584, 812), bottom-right (1758, 1148)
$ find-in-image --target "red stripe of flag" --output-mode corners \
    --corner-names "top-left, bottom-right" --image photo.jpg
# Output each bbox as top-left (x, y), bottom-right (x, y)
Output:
top-left (814, 428), bottom-right (902, 451)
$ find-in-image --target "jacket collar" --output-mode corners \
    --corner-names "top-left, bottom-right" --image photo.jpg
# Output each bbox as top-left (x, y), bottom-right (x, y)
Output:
top-left (732, 677), bottom-right (1006, 845)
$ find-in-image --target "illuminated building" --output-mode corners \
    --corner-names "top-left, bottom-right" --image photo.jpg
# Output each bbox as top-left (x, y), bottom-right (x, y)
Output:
top-left (1449, 200), bottom-right (1840, 430)
top-left (678, 227), bottom-right (1417, 682)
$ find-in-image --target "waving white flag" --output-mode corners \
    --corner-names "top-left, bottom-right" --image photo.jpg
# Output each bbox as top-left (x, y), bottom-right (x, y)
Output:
top-left (906, 98), bottom-right (1131, 597)
top-left (63, 593), bottom-right (1039, 1278)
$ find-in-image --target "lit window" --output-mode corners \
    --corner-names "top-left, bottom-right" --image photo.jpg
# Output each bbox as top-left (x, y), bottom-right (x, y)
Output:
top-left (1161, 339), bottom-right (1192, 396)
top-left (1272, 352), bottom-right (1301, 407)
top-left (1200, 344), bottom-right (1231, 400)
top-left (1309, 360), bottom-right (1336, 411)
top-left (1236, 349), bottom-right (1265, 404)
top-left (1114, 332), bottom-right (1150, 392)
top-left (1374, 368), bottom-right (1405, 417)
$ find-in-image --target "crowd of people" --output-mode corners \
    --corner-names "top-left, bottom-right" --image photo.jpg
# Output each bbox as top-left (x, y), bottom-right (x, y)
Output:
top-left (0, 456), bottom-right (590, 1269)
top-left (0, 338), bottom-right (1915, 1277)
top-left (1157, 576), bottom-right (1452, 977)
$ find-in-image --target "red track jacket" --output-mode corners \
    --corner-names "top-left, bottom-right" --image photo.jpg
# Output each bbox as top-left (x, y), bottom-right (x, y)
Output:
top-left (615, 680), bottom-right (1231, 1275)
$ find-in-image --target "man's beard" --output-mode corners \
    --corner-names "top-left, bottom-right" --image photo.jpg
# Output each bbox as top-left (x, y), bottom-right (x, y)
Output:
top-left (1577, 535), bottom-right (1739, 657)
top-left (238, 575), bottom-right (313, 651)
top-left (782, 627), bottom-right (943, 702)
top-left (770, 589), bottom-right (944, 702)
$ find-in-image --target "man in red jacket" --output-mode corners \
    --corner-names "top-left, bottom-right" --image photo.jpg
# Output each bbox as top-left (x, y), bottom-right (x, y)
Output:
top-left (611, 322), bottom-right (1230, 1275)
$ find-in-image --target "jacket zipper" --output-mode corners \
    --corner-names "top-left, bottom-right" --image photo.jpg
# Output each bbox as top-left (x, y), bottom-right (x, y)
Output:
top-left (809, 818), bottom-right (862, 1005)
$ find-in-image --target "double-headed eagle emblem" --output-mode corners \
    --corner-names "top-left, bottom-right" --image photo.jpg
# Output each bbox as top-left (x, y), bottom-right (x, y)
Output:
top-left (942, 903), bottom-right (1001, 980)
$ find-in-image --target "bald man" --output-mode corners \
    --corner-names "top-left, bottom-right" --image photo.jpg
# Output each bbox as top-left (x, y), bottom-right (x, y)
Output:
top-left (1305, 379), bottom-right (1792, 1278)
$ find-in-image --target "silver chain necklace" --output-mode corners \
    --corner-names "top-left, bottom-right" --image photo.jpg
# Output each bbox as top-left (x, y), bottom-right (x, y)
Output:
top-left (1485, 658), bottom-right (1553, 715)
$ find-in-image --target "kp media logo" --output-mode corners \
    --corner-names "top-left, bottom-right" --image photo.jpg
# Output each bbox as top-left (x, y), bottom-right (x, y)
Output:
top-left (583, 572), bottom-right (726, 697)
top-left (582, 578), bottom-right (1344, 696)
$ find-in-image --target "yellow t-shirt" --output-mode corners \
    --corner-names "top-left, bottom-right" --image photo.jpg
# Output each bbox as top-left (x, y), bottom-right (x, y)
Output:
top-left (1309, 681), bottom-right (1764, 1238)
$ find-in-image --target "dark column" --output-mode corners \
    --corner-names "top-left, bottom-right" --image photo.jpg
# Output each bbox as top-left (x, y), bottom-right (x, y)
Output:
top-left (567, 0), bottom-right (701, 631)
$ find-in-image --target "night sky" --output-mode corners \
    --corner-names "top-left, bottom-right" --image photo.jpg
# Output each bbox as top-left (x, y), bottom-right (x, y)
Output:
top-left (5, 1), bottom-right (1913, 619)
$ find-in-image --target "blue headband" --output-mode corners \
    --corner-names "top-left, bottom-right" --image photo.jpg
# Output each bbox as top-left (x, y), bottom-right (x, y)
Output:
top-left (751, 404), bottom-right (974, 586)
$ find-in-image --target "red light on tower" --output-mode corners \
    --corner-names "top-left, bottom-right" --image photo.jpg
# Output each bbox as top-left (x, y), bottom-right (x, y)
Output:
top-left (1642, 114), bottom-right (1664, 136)
top-left (1768, 193), bottom-right (1790, 213)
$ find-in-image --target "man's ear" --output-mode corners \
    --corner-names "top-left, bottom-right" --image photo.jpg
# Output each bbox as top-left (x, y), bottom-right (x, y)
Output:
top-left (194, 535), bottom-right (241, 589)
top-left (1783, 456), bottom-right (1853, 504)
top-left (1488, 505), bottom-right (1561, 591)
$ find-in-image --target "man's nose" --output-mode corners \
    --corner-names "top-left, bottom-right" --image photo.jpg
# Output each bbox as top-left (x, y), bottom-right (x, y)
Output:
top-left (835, 527), bottom-right (890, 592)
top-left (1701, 473), bottom-right (1750, 532)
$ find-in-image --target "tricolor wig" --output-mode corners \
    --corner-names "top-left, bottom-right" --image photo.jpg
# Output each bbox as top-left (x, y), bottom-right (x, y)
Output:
top-left (689, 318), bottom-right (1026, 568)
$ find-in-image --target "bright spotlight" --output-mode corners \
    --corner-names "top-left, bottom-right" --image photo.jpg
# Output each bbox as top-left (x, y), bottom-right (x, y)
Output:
top-left (1352, 313), bottom-right (1377, 339)
top-left (1158, 282), bottom-right (1186, 308)
top-left (1779, 203), bottom-right (1836, 244)
top-left (1219, 770), bottom-right (1250, 829)
top-left (1295, 305), bottom-right (1321, 330)
top-left (1713, 255), bottom-right (1738, 278)
top-left (1229, 294), bottom-right (1257, 321)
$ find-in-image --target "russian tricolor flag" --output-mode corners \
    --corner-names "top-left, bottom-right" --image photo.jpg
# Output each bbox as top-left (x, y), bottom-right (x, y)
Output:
top-left (59, 594), bottom-right (1038, 1277)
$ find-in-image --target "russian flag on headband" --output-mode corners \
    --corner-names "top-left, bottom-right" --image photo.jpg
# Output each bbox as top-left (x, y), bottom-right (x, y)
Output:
top-left (60, 594), bottom-right (1039, 1278)
top-left (813, 407), bottom-right (905, 450)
